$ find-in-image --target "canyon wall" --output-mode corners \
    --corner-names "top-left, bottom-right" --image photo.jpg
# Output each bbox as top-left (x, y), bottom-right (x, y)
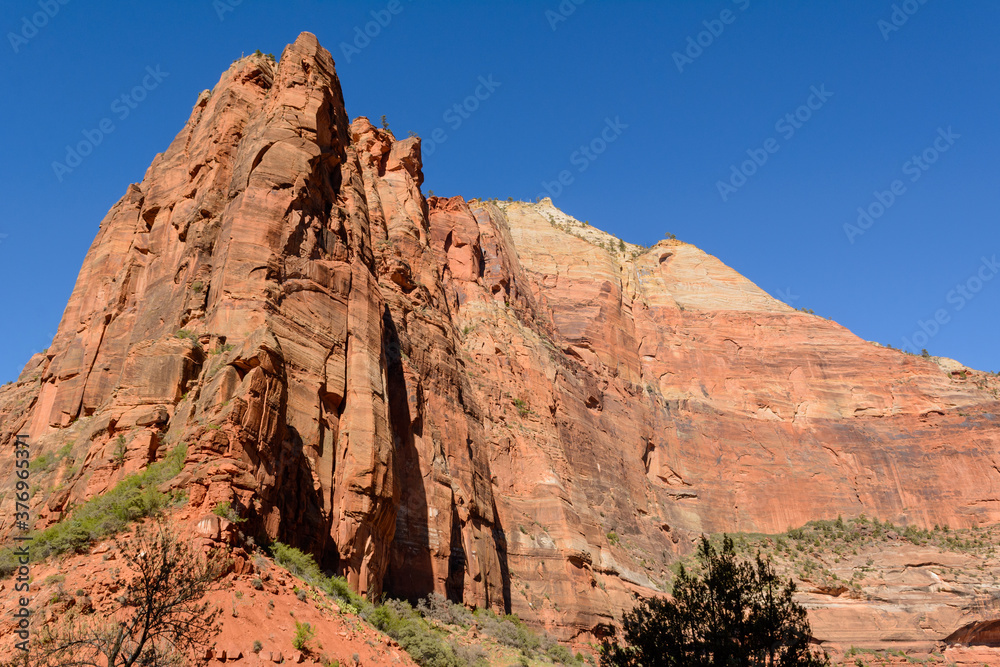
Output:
top-left (1, 32), bottom-right (999, 641)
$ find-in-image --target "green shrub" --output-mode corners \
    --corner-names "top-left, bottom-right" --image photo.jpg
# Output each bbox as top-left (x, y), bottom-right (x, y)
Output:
top-left (212, 500), bottom-right (246, 523)
top-left (473, 609), bottom-right (541, 655)
top-left (113, 434), bottom-right (128, 467)
top-left (602, 536), bottom-right (828, 666)
top-left (57, 442), bottom-right (75, 463)
top-left (321, 574), bottom-right (365, 611)
top-left (34, 451), bottom-right (55, 473)
top-left (252, 640), bottom-right (263, 653)
top-left (270, 542), bottom-right (325, 583)
top-left (416, 592), bottom-right (474, 627)
top-left (512, 398), bottom-right (530, 417)
top-left (365, 600), bottom-right (463, 667)
top-left (0, 443), bottom-right (187, 577)
top-left (269, 542), bottom-right (363, 611)
top-left (547, 643), bottom-right (577, 664)
top-left (292, 621), bottom-right (315, 651)
top-left (453, 643), bottom-right (489, 667)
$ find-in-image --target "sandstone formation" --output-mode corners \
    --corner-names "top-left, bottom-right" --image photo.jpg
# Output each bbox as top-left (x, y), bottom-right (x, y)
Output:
top-left (1, 32), bottom-right (999, 647)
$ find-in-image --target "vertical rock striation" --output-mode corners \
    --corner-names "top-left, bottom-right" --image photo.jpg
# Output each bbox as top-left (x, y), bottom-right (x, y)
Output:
top-left (1, 32), bottom-right (999, 642)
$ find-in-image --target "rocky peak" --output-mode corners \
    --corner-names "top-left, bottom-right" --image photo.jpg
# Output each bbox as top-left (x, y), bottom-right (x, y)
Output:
top-left (1, 32), bottom-right (999, 646)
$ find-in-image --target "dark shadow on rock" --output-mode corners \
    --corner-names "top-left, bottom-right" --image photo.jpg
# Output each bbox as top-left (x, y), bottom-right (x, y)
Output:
top-left (381, 308), bottom-right (435, 601)
top-left (446, 502), bottom-right (466, 604)
top-left (256, 424), bottom-right (334, 571)
top-left (491, 500), bottom-right (512, 613)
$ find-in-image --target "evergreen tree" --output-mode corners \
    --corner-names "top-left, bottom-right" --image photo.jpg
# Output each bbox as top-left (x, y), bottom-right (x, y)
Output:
top-left (601, 536), bottom-right (828, 667)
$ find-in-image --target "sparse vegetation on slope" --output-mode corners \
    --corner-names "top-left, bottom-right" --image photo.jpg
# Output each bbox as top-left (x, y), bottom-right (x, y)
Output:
top-left (679, 517), bottom-right (1000, 603)
top-left (16, 521), bottom-right (224, 667)
top-left (0, 443), bottom-right (187, 577)
top-left (267, 543), bottom-right (589, 666)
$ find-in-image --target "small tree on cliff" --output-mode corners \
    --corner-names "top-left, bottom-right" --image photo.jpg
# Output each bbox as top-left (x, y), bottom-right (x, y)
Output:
top-left (17, 521), bottom-right (225, 667)
top-left (601, 535), bottom-right (828, 667)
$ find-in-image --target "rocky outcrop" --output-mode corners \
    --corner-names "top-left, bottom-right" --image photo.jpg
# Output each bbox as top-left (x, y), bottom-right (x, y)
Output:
top-left (1, 32), bottom-right (999, 645)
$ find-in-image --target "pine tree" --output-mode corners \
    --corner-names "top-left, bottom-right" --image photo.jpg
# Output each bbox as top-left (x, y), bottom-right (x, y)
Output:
top-left (601, 535), bottom-right (828, 666)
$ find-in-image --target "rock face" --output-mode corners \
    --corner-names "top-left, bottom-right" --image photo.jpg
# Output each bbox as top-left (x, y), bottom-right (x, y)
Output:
top-left (1, 32), bottom-right (1000, 643)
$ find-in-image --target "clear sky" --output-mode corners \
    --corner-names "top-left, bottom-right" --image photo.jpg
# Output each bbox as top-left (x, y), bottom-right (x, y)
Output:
top-left (0, 0), bottom-right (997, 383)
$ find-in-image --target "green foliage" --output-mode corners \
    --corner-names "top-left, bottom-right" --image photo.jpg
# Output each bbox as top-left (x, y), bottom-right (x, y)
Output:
top-left (365, 600), bottom-right (465, 667)
top-left (264, 543), bottom-right (580, 667)
top-left (774, 517), bottom-right (990, 557)
top-left (381, 114), bottom-right (391, 132)
top-left (269, 542), bottom-right (364, 612)
top-left (253, 640), bottom-right (263, 653)
top-left (606, 531), bottom-right (620, 546)
top-left (417, 592), bottom-right (474, 627)
top-left (191, 281), bottom-right (204, 293)
top-left (512, 398), bottom-right (530, 417)
top-left (292, 620), bottom-right (315, 651)
top-left (112, 434), bottom-right (128, 468)
top-left (34, 451), bottom-right (56, 472)
top-left (270, 542), bottom-right (325, 582)
top-left (472, 608), bottom-right (544, 656)
top-left (212, 500), bottom-right (246, 523)
top-left (453, 643), bottom-right (490, 667)
top-left (57, 442), bottom-right (75, 463)
top-left (175, 329), bottom-right (196, 340)
top-left (548, 643), bottom-right (578, 664)
top-left (0, 444), bottom-right (187, 578)
top-left (601, 535), bottom-right (829, 666)
top-left (665, 232), bottom-right (677, 240)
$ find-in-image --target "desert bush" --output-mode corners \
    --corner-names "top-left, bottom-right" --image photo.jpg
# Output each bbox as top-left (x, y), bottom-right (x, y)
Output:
top-left (0, 444), bottom-right (187, 577)
top-left (548, 643), bottom-right (580, 664)
top-left (212, 500), bottom-right (246, 523)
top-left (417, 592), bottom-right (474, 627)
top-left (269, 541), bottom-right (364, 612)
top-left (20, 521), bottom-right (223, 667)
top-left (292, 621), bottom-right (315, 651)
top-left (270, 542), bottom-right (325, 582)
top-left (112, 434), bottom-right (127, 467)
top-left (365, 599), bottom-right (464, 667)
top-left (453, 643), bottom-right (489, 667)
top-left (474, 609), bottom-right (541, 655)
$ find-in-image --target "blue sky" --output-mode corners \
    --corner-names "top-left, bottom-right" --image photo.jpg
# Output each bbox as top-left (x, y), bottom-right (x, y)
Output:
top-left (0, 0), bottom-right (997, 382)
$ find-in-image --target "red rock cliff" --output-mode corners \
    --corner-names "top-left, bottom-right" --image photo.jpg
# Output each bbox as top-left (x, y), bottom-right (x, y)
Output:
top-left (1, 32), bottom-right (999, 641)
